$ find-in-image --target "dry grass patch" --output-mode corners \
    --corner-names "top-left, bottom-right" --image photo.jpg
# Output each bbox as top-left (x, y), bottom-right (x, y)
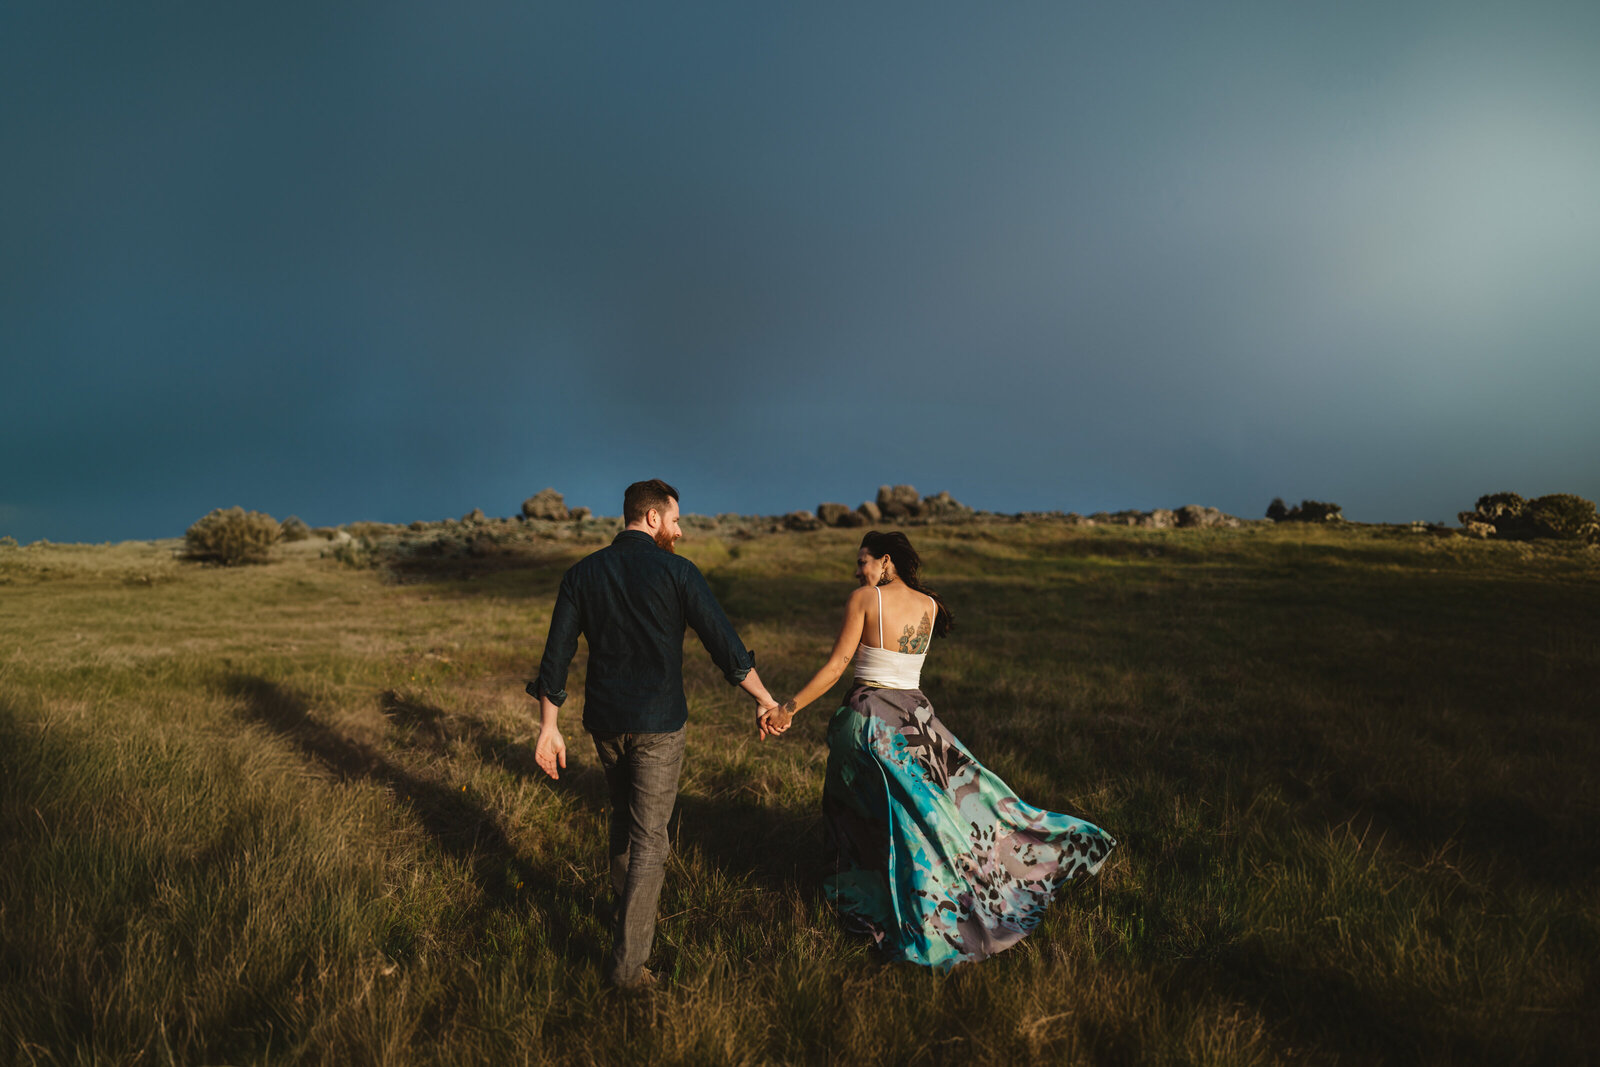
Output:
top-left (3, 523), bottom-right (1597, 1064)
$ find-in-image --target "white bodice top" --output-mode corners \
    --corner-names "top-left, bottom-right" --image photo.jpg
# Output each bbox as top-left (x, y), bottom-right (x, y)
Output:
top-left (854, 586), bottom-right (934, 690)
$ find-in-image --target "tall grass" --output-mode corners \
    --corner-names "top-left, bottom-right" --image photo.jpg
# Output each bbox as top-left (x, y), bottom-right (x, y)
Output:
top-left (1, 524), bottom-right (1596, 1064)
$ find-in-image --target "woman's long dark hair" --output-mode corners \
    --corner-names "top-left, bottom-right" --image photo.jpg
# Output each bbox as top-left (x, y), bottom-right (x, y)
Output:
top-left (860, 530), bottom-right (953, 638)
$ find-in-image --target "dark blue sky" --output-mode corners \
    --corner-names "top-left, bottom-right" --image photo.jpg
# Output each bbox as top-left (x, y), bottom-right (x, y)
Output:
top-left (5, 2), bottom-right (1598, 542)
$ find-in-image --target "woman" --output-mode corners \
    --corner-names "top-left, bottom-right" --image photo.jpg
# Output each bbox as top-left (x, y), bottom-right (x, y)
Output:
top-left (761, 531), bottom-right (1115, 971)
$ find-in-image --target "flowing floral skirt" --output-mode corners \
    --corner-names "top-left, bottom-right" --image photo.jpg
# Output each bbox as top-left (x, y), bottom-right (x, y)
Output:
top-left (823, 684), bottom-right (1115, 971)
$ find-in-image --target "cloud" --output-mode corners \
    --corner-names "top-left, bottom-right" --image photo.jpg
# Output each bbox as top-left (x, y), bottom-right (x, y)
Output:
top-left (4, 3), bottom-right (1599, 538)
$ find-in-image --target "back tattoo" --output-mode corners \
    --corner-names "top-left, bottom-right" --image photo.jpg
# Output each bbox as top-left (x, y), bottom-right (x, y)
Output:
top-left (898, 612), bottom-right (932, 654)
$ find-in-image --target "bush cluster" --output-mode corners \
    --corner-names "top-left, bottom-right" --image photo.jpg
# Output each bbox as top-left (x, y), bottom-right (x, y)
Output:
top-left (1266, 498), bottom-right (1344, 523)
top-left (324, 537), bottom-right (377, 569)
top-left (184, 507), bottom-right (281, 565)
top-left (1458, 492), bottom-right (1599, 543)
top-left (279, 516), bottom-right (310, 542)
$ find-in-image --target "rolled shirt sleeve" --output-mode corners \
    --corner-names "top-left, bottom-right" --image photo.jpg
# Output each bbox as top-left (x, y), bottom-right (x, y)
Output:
top-left (527, 572), bottom-right (582, 706)
top-left (682, 565), bottom-right (754, 685)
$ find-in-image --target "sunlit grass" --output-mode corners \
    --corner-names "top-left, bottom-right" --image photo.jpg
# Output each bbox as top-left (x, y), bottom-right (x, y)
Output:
top-left (1, 523), bottom-right (1596, 1064)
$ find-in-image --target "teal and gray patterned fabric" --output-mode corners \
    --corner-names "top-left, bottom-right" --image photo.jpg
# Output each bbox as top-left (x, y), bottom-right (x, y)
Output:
top-left (823, 684), bottom-right (1115, 970)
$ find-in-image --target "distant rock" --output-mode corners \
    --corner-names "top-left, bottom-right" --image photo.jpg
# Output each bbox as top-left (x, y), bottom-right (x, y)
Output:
top-left (1065, 506), bottom-right (1243, 529)
top-left (783, 510), bottom-right (823, 531)
top-left (522, 488), bottom-right (569, 521)
top-left (919, 491), bottom-right (973, 520)
top-left (461, 508), bottom-right (485, 524)
top-left (569, 506), bottom-right (592, 522)
top-left (1176, 505), bottom-right (1240, 528)
top-left (816, 502), bottom-right (852, 527)
top-left (877, 484), bottom-right (922, 519)
top-left (857, 501), bottom-right (883, 523)
top-left (836, 509), bottom-right (867, 527)
top-left (1462, 520), bottom-right (1496, 539)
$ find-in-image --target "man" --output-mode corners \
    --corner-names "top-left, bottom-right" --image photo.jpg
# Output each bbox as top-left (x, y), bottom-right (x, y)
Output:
top-left (529, 478), bottom-right (780, 989)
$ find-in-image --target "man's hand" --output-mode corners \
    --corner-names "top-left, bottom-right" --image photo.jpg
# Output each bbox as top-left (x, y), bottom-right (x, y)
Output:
top-left (756, 702), bottom-right (779, 740)
top-left (535, 725), bottom-right (567, 779)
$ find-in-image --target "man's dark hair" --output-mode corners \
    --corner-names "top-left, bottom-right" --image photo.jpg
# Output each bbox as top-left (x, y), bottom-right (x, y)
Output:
top-left (623, 479), bottom-right (679, 525)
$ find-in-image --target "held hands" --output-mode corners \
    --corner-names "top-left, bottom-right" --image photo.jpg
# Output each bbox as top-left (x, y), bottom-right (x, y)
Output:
top-left (757, 700), bottom-right (797, 740)
top-left (535, 724), bottom-right (567, 779)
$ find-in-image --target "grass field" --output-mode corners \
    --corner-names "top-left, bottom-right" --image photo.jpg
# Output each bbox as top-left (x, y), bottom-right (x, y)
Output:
top-left (2, 521), bottom-right (1597, 1065)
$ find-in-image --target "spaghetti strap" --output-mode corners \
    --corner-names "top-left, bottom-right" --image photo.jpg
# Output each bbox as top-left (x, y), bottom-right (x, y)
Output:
top-left (875, 586), bottom-right (884, 647)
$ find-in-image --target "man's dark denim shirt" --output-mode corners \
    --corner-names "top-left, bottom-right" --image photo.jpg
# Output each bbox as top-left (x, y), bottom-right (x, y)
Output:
top-left (528, 530), bottom-right (754, 734)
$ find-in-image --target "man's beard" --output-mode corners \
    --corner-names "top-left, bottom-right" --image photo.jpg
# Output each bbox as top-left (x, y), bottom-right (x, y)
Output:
top-left (653, 529), bottom-right (677, 553)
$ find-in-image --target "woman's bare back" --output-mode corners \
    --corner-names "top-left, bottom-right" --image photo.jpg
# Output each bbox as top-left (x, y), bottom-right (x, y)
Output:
top-left (862, 583), bottom-right (936, 654)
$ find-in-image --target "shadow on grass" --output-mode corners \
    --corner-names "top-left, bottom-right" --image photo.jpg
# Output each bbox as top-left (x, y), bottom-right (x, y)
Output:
top-left (1194, 936), bottom-right (1586, 1065)
top-left (371, 688), bottom-right (827, 942)
top-left (672, 791), bottom-right (831, 898)
top-left (225, 674), bottom-right (604, 967)
top-left (1287, 756), bottom-right (1600, 892)
top-left (376, 688), bottom-right (605, 810)
top-left (374, 687), bottom-right (827, 887)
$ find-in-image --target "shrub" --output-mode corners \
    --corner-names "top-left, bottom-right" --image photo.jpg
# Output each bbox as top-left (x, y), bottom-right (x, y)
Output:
top-left (184, 507), bottom-right (280, 565)
top-left (1458, 491), bottom-right (1597, 543)
top-left (324, 537), bottom-right (377, 569)
top-left (279, 516), bottom-right (310, 542)
top-left (0, 535), bottom-right (17, 549)
top-left (1527, 494), bottom-right (1599, 542)
top-left (1473, 492), bottom-right (1527, 522)
top-left (1266, 499), bottom-right (1343, 523)
top-left (1298, 500), bottom-right (1343, 522)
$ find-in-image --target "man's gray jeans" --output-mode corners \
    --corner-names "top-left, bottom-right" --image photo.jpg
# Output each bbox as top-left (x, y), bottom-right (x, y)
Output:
top-left (590, 726), bottom-right (686, 985)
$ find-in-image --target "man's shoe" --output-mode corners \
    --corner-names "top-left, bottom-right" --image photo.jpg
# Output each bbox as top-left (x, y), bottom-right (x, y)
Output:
top-left (612, 966), bottom-right (657, 992)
